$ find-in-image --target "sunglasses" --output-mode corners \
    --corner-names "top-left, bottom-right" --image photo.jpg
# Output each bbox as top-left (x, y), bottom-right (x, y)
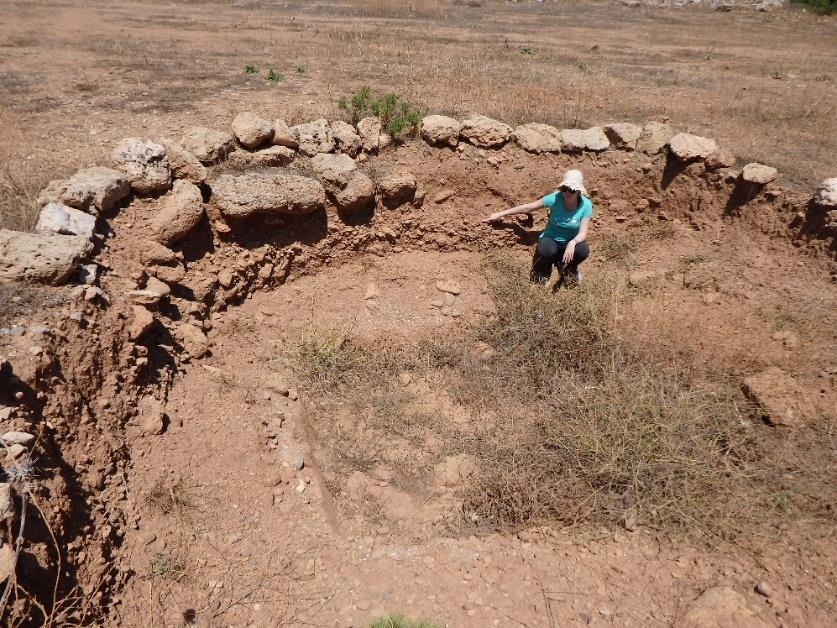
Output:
top-left (560, 186), bottom-right (578, 194)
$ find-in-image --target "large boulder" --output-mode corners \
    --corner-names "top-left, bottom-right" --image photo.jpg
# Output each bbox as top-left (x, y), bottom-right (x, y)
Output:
top-left (181, 126), bottom-right (236, 164)
top-left (379, 172), bottom-right (417, 208)
top-left (38, 167), bottom-right (130, 214)
top-left (334, 172), bottom-right (375, 212)
top-left (815, 178), bottom-right (837, 207)
top-left (420, 115), bottom-right (461, 147)
top-left (311, 153), bottom-right (358, 194)
top-left (149, 180), bottom-right (205, 245)
top-left (0, 229), bottom-right (93, 285)
top-left (111, 138), bottom-right (172, 194)
top-left (227, 146), bottom-right (295, 169)
top-left (676, 587), bottom-right (771, 628)
top-left (560, 127), bottom-right (610, 152)
top-left (513, 123), bottom-right (562, 153)
top-left (742, 163), bottom-right (778, 185)
top-left (460, 114), bottom-right (512, 148)
top-left (272, 119), bottom-right (298, 149)
top-left (232, 112), bottom-right (274, 149)
top-left (311, 153), bottom-right (374, 211)
top-left (637, 121), bottom-right (675, 155)
top-left (156, 138), bottom-right (207, 184)
top-left (35, 202), bottom-right (96, 239)
top-left (290, 119), bottom-right (335, 157)
top-left (210, 172), bottom-right (326, 219)
top-left (357, 117), bottom-right (382, 153)
top-left (331, 121), bottom-right (363, 156)
top-left (604, 123), bottom-right (642, 150)
top-left (743, 367), bottom-right (813, 427)
top-left (669, 133), bottom-right (718, 161)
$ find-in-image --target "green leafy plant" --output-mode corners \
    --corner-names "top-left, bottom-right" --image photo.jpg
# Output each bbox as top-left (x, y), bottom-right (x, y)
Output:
top-left (369, 613), bottom-right (442, 628)
top-left (789, 0), bottom-right (836, 14)
top-left (244, 64), bottom-right (258, 74)
top-left (266, 68), bottom-right (283, 83)
top-left (337, 86), bottom-right (426, 138)
top-left (295, 66), bottom-right (305, 74)
top-left (520, 45), bottom-right (535, 55)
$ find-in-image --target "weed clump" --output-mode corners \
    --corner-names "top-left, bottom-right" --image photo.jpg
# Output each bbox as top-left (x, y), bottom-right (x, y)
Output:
top-left (790, 0), bottom-right (836, 14)
top-left (369, 613), bottom-right (441, 628)
top-left (297, 254), bottom-right (793, 543)
top-left (337, 86), bottom-right (427, 139)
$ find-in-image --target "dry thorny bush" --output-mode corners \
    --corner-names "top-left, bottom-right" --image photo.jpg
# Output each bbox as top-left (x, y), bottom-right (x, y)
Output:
top-left (297, 253), bottom-right (831, 545)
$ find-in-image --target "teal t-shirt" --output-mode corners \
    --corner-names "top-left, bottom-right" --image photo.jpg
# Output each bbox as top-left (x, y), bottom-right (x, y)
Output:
top-left (539, 192), bottom-right (593, 243)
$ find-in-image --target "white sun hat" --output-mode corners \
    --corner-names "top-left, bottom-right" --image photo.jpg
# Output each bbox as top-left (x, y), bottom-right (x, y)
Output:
top-left (558, 169), bottom-right (587, 195)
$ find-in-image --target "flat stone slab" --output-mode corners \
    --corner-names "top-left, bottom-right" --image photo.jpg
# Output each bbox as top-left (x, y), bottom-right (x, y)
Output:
top-left (0, 229), bottom-right (93, 285)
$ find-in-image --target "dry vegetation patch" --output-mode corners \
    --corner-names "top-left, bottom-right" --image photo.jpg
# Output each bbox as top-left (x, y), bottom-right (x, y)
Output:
top-left (298, 254), bottom-right (826, 544)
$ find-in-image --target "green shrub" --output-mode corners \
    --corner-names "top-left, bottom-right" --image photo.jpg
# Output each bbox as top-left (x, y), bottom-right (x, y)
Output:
top-left (790, 0), bottom-right (836, 14)
top-left (244, 64), bottom-right (258, 74)
top-left (369, 613), bottom-right (442, 628)
top-left (337, 86), bottom-right (427, 139)
top-left (266, 68), bottom-right (283, 83)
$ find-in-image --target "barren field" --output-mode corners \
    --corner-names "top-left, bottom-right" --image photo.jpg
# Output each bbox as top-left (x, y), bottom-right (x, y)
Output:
top-left (0, 1), bottom-right (836, 627)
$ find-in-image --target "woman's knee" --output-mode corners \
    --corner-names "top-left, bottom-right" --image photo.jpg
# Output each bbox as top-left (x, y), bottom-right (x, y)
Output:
top-left (536, 237), bottom-right (559, 258)
top-left (574, 241), bottom-right (590, 263)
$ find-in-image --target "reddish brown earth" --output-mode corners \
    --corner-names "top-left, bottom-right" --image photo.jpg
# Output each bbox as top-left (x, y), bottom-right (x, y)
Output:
top-left (0, 2), bottom-right (836, 627)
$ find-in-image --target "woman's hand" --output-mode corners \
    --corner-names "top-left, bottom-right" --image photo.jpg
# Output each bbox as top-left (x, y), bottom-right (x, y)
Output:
top-left (562, 241), bottom-right (576, 264)
top-left (482, 212), bottom-right (504, 223)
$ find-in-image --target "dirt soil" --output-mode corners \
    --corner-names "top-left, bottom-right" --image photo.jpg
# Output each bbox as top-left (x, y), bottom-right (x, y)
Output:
top-left (1, 1), bottom-right (836, 627)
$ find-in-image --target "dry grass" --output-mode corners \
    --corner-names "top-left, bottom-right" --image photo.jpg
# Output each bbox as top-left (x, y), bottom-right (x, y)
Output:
top-left (0, 155), bottom-right (40, 231)
top-left (296, 253), bottom-right (811, 543)
top-left (344, 0), bottom-right (447, 18)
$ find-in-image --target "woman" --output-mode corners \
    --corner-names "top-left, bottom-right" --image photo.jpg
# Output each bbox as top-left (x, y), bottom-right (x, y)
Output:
top-left (483, 169), bottom-right (592, 283)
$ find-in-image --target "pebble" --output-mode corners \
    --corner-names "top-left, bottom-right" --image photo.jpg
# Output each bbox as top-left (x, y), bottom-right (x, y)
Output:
top-left (291, 455), bottom-right (305, 471)
top-left (755, 581), bottom-right (773, 597)
top-left (1, 431), bottom-right (35, 446)
top-left (435, 280), bottom-right (462, 295)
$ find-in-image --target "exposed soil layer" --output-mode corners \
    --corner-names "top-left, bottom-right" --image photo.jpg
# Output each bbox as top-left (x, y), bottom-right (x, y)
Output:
top-left (1, 132), bottom-right (835, 626)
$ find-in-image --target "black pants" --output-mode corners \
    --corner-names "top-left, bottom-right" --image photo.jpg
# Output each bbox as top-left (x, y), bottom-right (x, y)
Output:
top-left (530, 237), bottom-right (590, 283)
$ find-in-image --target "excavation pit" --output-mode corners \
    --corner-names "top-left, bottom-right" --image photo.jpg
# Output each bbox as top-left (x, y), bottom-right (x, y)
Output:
top-left (1, 121), bottom-right (835, 627)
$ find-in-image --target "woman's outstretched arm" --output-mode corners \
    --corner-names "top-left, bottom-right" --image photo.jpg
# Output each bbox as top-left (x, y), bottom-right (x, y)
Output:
top-left (482, 199), bottom-right (544, 223)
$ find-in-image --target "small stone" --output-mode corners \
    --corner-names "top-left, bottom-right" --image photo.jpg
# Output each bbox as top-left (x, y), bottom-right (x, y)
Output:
top-left (145, 276), bottom-right (170, 297)
top-left (140, 411), bottom-right (165, 436)
top-left (434, 189), bottom-right (455, 204)
top-left (742, 163), bottom-right (778, 185)
top-left (364, 283), bottom-right (380, 300)
top-left (435, 280), bottom-right (461, 295)
top-left (398, 372), bottom-right (412, 387)
top-left (1, 431), bottom-right (34, 446)
top-left (6, 443), bottom-right (26, 459)
top-left (138, 531), bottom-right (157, 545)
top-left (295, 479), bottom-right (307, 494)
top-left (127, 290), bottom-right (162, 305)
top-left (755, 582), bottom-right (772, 598)
top-left (291, 456), bottom-right (305, 471)
top-left (78, 264), bottom-right (98, 285)
top-left (35, 202), bottom-right (97, 239)
top-left (814, 178), bottom-right (837, 208)
top-left (129, 306), bottom-right (155, 341)
top-left (0, 483), bottom-right (14, 519)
